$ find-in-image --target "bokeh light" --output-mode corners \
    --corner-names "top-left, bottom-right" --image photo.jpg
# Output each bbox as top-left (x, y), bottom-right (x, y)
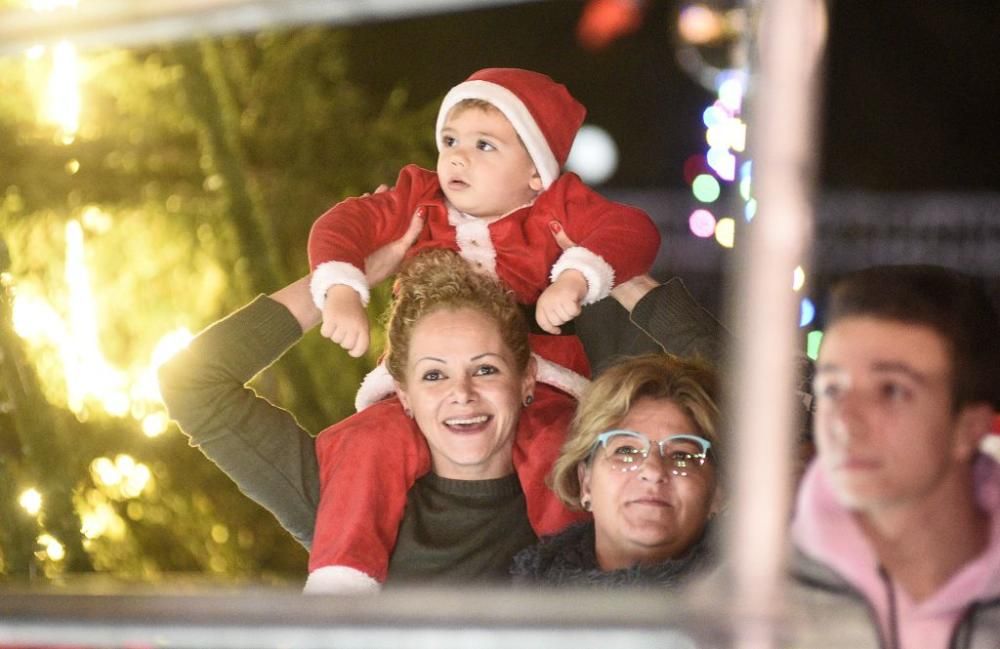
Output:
top-left (19, 488), bottom-right (43, 516)
top-left (707, 146), bottom-right (736, 181)
top-left (792, 266), bottom-right (805, 291)
top-left (717, 76), bottom-right (745, 113)
top-left (714, 217), bottom-right (735, 248)
top-left (677, 4), bottom-right (725, 44)
top-left (36, 534), bottom-right (65, 562)
top-left (90, 454), bottom-right (154, 500)
top-left (806, 330), bottom-right (824, 360)
top-left (566, 124), bottom-right (619, 185)
top-left (683, 154), bottom-right (711, 184)
top-left (799, 297), bottom-right (816, 327)
top-left (689, 209), bottom-right (717, 238)
top-left (692, 174), bottom-right (721, 203)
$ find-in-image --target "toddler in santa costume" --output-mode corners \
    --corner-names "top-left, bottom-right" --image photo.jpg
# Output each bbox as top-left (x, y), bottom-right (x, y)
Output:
top-left (305, 68), bottom-right (660, 592)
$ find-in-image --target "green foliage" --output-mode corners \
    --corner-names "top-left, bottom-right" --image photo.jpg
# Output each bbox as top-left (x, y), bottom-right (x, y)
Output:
top-left (0, 26), bottom-right (436, 582)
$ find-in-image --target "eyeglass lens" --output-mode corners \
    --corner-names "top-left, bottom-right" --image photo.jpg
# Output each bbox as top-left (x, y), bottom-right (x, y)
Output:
top-left (600, 432), bottom-right (709, 475)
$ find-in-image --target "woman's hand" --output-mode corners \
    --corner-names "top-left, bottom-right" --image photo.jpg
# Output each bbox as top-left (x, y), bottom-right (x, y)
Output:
top-left (364, 204), bottom-right (424, 285)
top-left (547, 220), bottom-right (659, 313)
top-left (270, 185), bottom-right (423, 333)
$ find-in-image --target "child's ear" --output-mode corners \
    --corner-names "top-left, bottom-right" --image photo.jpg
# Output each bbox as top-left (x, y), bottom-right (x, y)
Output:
top-left (529, 169), bottom-right (544, 192)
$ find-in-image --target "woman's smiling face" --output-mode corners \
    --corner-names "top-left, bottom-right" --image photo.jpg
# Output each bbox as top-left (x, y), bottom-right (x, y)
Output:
top-left (395, 307), bottom-right (535, 480)
top-left (579, 397), bottom-right (720, 571)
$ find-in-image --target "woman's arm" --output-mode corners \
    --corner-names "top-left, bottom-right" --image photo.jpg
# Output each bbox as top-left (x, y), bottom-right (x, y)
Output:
top-left (158, 207), bottom-right (424, 549)
top-left (158, 294), bottom-right (321, 549)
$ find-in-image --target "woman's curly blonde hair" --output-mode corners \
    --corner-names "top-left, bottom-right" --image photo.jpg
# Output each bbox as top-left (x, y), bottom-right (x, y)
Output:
top-left (384, 249), bottom-right (532, 383)
top-left (549, 353), bottom-right (722, 508)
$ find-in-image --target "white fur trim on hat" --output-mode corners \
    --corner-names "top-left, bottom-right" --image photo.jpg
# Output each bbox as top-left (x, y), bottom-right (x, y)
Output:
top-left (310, 261), bottom-right (371, 310)
top-left (549, 246), bottom-right (615, 305)
top-left (304, 565), bottom-right (381, 594)
top-left (448, 204), bottom-right (497, 275)
top-left (532, 353), bottom-right (589, 399)
top-left (355, 362), bottom-right (396, 412)
top-left (437, 79), bottom-right (559, 189)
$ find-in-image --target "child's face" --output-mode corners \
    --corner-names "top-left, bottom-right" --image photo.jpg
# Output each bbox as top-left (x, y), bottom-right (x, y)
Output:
top-left (437, 106), bottom-right (543, 219)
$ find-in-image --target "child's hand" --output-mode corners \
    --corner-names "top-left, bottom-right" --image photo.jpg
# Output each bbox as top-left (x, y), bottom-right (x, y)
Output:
top-left (321, 285), bottom-right (370, 357)
top-left (536, 270), bottom-right (588, 334)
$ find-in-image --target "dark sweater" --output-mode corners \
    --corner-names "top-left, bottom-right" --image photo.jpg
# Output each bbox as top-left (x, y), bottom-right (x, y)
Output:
top-left (388, 473), bottom-right (537, 584)
top-left (509, 520), bottom-right (717, 589)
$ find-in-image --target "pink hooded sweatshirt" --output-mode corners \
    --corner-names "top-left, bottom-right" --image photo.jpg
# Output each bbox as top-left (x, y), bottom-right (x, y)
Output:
top-left (791, 455), bottom-right (1000, 649)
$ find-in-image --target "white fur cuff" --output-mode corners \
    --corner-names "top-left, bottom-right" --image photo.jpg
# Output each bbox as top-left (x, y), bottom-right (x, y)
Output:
top-left (533, 353), bottom-right (589, 399)
top-left (304, 565), bottom-right (381, 595)
top-left (310, 261), bottom-right (371, 310)
top-left (549, 246), bottom-right (615, 305)
top-left (355, 362), bottom-right (396, 412)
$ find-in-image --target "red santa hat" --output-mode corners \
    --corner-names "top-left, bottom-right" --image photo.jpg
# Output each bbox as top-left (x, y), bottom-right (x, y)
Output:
top-left (435, 68), bottom-right (587, 189)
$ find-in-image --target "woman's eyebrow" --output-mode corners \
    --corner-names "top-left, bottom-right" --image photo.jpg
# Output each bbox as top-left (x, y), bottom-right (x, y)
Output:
top-left (469, 353), bottom-right (505, 362)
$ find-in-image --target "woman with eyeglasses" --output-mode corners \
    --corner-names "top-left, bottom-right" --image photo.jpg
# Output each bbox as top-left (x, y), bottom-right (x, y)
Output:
top-left (512, 354), bottom-right (722, 587)
top-left (160, 222), bottom-right (729, 591)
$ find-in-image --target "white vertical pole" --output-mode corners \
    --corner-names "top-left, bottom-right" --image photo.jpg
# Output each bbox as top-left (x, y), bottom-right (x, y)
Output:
top-left (728, 0), bottom-right (826, 647)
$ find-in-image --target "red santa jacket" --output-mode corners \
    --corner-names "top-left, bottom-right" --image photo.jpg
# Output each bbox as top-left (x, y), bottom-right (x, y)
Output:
top-left (307, 164), bottom-right (660, 309)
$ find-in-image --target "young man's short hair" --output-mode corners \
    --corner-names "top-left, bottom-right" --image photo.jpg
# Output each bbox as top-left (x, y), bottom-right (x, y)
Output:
top-left (825, 264), bottom-right (1000, 410)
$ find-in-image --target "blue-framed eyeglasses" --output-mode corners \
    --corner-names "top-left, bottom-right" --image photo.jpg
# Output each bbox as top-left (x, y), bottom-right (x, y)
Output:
top-left (587, 430), bottom-right (712, 476)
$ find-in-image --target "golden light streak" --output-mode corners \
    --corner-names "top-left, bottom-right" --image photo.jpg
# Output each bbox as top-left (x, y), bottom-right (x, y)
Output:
top-left (64, 220), bottom-right (129, 415)
top-left (11, 218), bottom-right (190, 431)
top-left (43, 41), bottom-right (81, 143)
top-left (30, 0), bottom-right (81, 142)
top-left (19, 488), bottom-right (43, 516)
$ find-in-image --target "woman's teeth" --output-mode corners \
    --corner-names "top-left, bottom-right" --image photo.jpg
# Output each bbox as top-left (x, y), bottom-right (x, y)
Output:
top-left (445, 415), bottom-right (489, 427)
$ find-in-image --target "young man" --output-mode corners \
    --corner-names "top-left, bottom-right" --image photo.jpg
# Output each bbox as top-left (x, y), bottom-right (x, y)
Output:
top-left (789, 265), bottom-right (1000, 648)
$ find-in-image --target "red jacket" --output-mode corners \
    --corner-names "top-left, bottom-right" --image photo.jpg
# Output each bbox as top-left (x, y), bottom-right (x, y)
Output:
top-left (308, 164), bottom-right (660, 307)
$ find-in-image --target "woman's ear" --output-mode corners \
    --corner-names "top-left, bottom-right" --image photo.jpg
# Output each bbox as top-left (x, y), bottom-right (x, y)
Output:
top-left (709, 483), bottom-right (726, 517)
top-left (394, 379), bottom-right (411, 412)
top-left (577, 461), bottom-right (593, 507)
top-left (521, 355), bottom-right (538, 404)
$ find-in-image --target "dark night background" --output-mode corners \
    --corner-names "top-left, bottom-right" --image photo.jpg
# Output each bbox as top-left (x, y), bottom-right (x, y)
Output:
top-left (339, 1), bottom-right (1000, 192)
top-left (332, 1), bottom-right (1000, 319)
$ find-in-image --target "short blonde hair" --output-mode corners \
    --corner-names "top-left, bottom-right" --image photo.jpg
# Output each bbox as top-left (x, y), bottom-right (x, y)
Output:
top-left (549, 354), bottom-right (722, 508)
top-left (447, 97), bottom-right (502, 118)
top-left (384, 249), bottom-right (531, 383)
top-left (445, 99), bottom-right (529, 150)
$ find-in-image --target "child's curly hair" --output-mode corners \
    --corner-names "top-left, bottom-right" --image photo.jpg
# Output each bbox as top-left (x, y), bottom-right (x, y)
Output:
top-left (384, 249), bottom-right (532, 383)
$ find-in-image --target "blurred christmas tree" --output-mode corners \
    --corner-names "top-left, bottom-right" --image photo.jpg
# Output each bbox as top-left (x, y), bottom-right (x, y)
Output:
top-left (0, 26), bottom-right (436, 584)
